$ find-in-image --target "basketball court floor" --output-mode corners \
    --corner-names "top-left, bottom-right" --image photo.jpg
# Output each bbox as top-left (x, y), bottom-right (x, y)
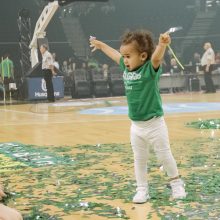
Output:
top-left (0, 92), bottom-right (220, 219)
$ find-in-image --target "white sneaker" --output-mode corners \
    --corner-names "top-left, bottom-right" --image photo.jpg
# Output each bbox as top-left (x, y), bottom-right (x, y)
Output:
top-left (170, 179), bottom-right (186, 199)
top-left (132, 187), bottom-right (150, 204)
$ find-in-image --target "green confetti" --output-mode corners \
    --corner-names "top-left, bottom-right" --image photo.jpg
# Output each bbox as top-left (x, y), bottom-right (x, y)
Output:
top-left (0, 140), bottom-right (219, 219)
top-left (186, 118), bottom-right (220, 129)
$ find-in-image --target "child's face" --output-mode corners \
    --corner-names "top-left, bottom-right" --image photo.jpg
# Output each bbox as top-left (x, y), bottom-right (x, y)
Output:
top-left (120, 42), bottom-right (147, 71)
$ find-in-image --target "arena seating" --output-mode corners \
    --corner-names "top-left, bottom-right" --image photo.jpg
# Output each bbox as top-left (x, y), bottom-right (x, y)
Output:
top-left (108, 66), bottom-right (125, 96)
top-left (90, 69), bottom-right (109, 97)
top-left (72, 69), bottom-right (91, 98)
top-left (63, 75), bottom-right (73, 96)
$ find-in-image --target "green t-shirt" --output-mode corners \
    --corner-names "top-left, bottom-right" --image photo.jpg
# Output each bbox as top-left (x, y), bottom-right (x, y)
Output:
top-left (0, 58), bottom-right (14, 78)
top-left (120, 57), bottom-right (164, 121)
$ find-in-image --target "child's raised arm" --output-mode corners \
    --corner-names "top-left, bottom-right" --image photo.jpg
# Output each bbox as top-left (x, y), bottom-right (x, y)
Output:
top-left (151, 32), bottom-right (171, 70)
top-left (90, 38), bottom-right (121, 64)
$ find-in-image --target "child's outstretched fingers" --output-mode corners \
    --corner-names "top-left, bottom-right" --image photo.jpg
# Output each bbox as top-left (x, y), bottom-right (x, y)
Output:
top-left (89, 37), bottom-right (103, 52)
top-left (90, 42), bottom-right (96, 52)
top-left (89, 36), bottom-right (96, 41)
top-left (89, 36), bottom-right (98, 52)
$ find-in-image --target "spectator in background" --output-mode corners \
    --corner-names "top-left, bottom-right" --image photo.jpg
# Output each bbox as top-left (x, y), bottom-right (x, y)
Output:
top-left (52, 53), bottom-right (60, 76)
top-left (215, 52), bottom-right (220, 65)
top-left (53, 58), bottom-right (60, 75)
top-left (81, 61), bottom-right (90, 81)
top-left (163, 49), bottom-right (172, 73)
top-left (0, 53), bottom-right (14, 98)
top-left (81, 61), bottom-right (88, 70)
top-left (52, 53), bottom-right (57, 62)
top-left (102, 63), bottom-right (109, 80)
top-left (170, 58), bottom-right (181, 74)
top-left (201, 42), bottom-right (216, 93)
top-left (67, 57), bottom-right (76, 73)
top-left (62, 60), bottom-right (69, 75)
top-left (170, 58), bottom-right (182, 93)
top-left (193, 52), bottom-right (201, 64)
top-left (88, 57), bottom-right (100, 71)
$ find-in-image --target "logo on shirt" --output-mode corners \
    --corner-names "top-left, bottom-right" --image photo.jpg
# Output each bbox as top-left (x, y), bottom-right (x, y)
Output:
top-left (123, 71), bottom-right (141, 81)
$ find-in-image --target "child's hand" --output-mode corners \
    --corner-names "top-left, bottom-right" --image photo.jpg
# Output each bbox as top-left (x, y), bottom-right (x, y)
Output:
top-left (89, 36), bottom-right (102, 52)
top-left (159, 32), bottom-right (171, 46)
top-left (0, 185), bottom-right (6, 200)
top-left (0, 204), bottom-right (23, 220)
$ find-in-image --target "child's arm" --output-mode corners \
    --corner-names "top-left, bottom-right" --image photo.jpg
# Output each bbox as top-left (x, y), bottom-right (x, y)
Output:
top-left (90, 38), bottom-right (121, 64)
top-left (151, 32), bottom-right (171, 70)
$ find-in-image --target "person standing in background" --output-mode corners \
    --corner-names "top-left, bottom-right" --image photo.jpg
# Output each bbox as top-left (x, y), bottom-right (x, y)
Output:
top-left (40, 44), bottom-right (55, 102)
top-left (201, 42), bottom-right (216, 93)
top-left (170, 58), bottom-right (181, 74)
top-left (52, 52), bottom-right (60, 76)
top-left (0, 53), bottom-right (14, 98)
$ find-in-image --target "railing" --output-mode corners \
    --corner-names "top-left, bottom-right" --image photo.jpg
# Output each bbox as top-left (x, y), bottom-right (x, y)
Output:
top-left (160, 70), bottom-right (220, 92)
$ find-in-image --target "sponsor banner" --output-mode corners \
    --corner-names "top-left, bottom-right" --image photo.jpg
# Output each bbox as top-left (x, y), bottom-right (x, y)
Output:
top-left (26, 76), bottom-right (64, 100)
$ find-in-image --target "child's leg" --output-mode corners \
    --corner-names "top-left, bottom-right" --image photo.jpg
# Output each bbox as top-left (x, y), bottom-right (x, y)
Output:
top-left (148, 117), bottom-right (186, 199)
top-left (130, 123), bottom-right (151, 203)
top-left (148, 117), bottom-right (179, 178)
top-left (130, 123), bottom-right (149, 189)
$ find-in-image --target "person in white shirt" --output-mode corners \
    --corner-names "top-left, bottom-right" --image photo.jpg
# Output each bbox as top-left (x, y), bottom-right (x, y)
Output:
top-left (40, 44), bottom-right (55, 102)
top-left (201, 42), bottom-right (216, 93)
top-left (52, 53), bottom-right (60, 75)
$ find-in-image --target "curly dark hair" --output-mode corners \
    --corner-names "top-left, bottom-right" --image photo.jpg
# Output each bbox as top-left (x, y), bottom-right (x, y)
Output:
top-left (120, 29), bottom-right (155, 60)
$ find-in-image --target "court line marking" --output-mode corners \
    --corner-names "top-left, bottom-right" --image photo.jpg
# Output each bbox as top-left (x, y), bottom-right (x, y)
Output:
top-left (0, 118), bottom-right (128, 126)
top-left (1, 111), bottom-right (220, 127)
top-left (0, 108), bottom-right (42, 116)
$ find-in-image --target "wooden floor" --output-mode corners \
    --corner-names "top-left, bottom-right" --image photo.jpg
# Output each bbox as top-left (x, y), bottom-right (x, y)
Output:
top-left (1, 92), bottom-right (220, 219)
top-left (1, 92), bottom-right (220, 146)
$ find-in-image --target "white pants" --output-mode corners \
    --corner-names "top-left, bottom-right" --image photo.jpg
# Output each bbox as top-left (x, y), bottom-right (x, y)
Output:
top-left (130, 116), bottom-right (179, 189)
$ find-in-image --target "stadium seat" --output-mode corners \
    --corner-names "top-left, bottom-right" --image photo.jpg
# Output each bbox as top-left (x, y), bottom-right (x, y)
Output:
top-left (72, 69), bottom-right (91, 98)
top-left (109, 66), bottom-right (125, 96)
top-left (90, 69), bottom-right (109, 97)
